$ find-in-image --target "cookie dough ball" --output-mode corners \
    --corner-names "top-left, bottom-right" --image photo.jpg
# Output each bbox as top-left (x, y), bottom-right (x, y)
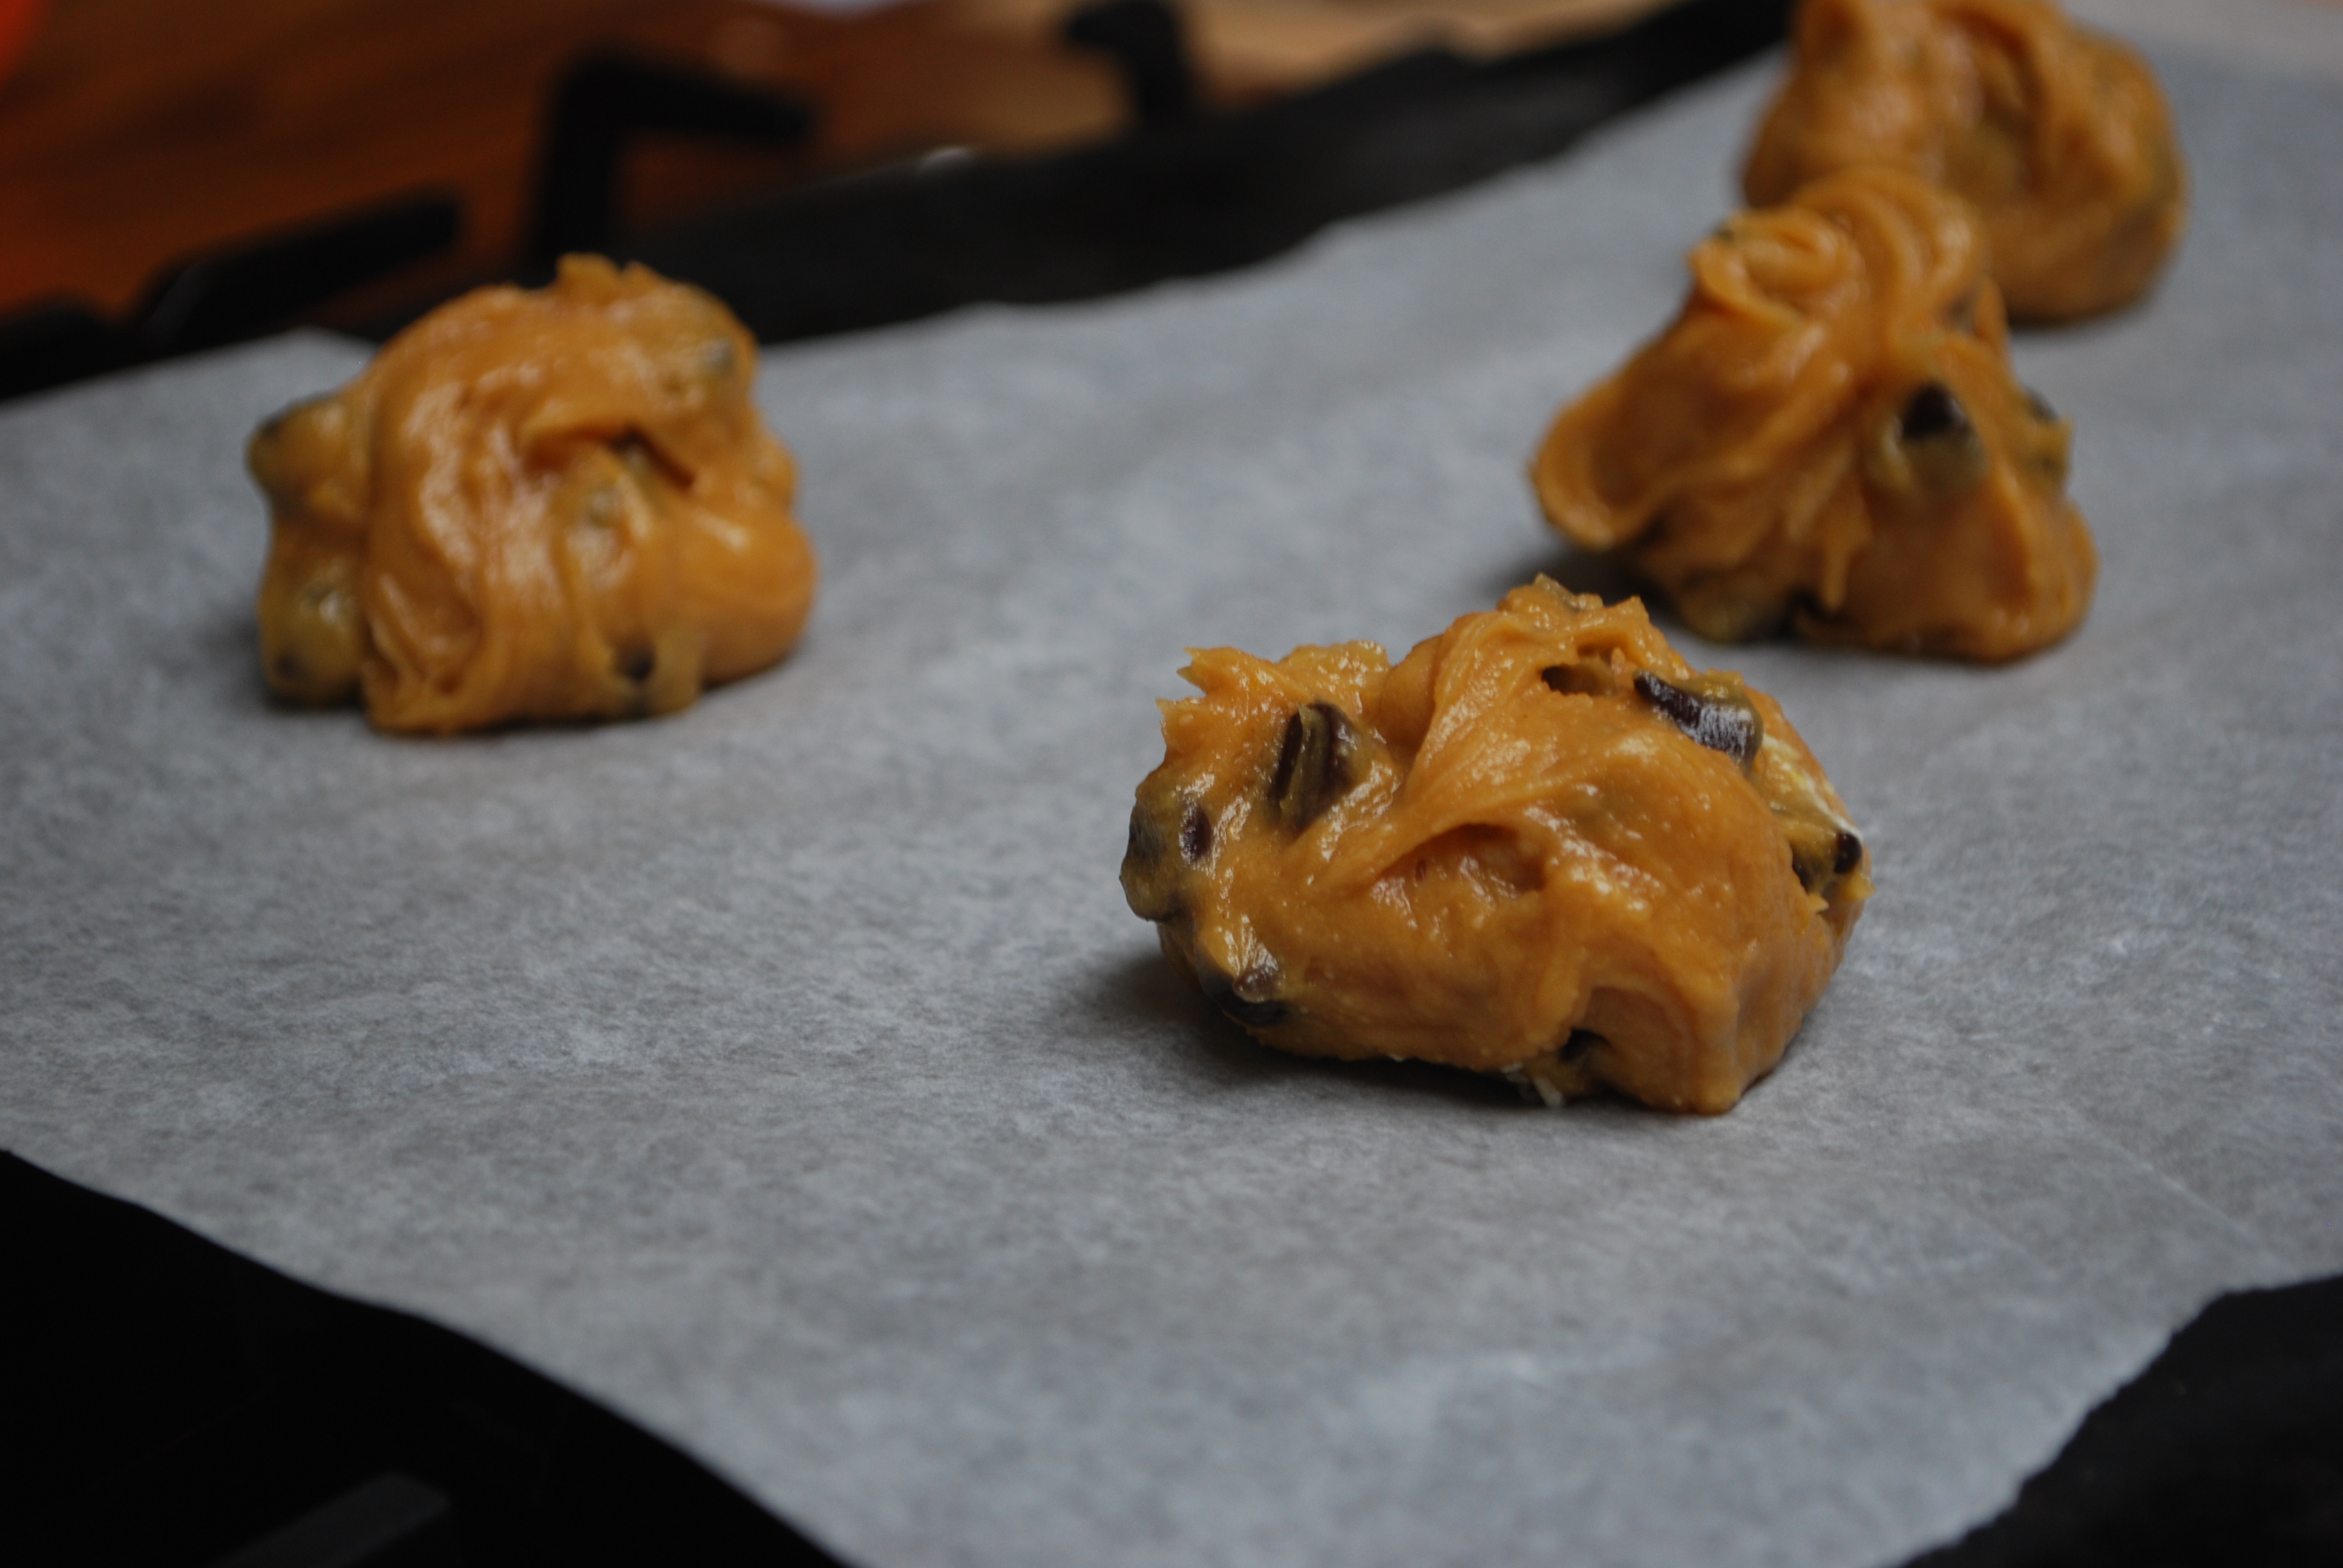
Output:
top-left (251, 255), bottom-right (817, 734)
top-left (1744, 0), bottom-right (2186, 322)
top-left (1121, 581), bottom-right (1870, 1114)
top-left (1532, 166), bottom-right (2094, 663)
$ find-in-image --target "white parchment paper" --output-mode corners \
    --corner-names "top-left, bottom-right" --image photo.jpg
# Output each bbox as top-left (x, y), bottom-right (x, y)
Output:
top-left (4, 32), bottom-right (2341, 1568)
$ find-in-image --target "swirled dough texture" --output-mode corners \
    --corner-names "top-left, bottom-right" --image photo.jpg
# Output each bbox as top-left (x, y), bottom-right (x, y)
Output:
top-left (1744, 0), bottom-right (2185, 322)
top-left (1532, 166), bottom-right (2094, 663)
top-left (251, 256), bottom-right (816, 733)
top-left (1121, 581), bottom-right (1870, 1114)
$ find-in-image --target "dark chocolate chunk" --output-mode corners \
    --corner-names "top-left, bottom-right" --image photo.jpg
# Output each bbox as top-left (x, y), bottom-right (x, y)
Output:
top-left (1180, 799), bottom-right (1213, 863)
top-left (1899, 382), bottom-right (1970, 443)
top-left (1832, 831), bottom-right (1864, 875)
top-left (1787, 824), bottom-right (1863, 896)
top-left (1896, 382), bottom-right (1990, 492)
top-left (1198, 958), bottom-right (1290, 1029)
top-left (1632, 671), bottom-right (1762, 768)
top-left (1270, 701), bottom-right (1363, 832)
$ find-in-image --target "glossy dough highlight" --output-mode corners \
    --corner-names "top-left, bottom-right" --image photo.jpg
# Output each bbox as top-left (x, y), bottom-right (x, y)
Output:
top-left (1744, 0), bottom-right (2186, 322)
top-left (251, 256), bottom-right (817, 734)
top-left (1121, 581), bottom-right (1871, 1115)
top-left (1532, 166), bottom-right (2095, 663)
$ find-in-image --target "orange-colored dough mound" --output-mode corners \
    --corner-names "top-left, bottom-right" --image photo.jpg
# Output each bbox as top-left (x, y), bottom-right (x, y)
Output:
top-left (251, 256), bottom-right (817, 734)
top-left (1532, 166), bottom-right (2094, 663)
top-left (1121, 581), bottom-right (1870, 1114)
top-left (1744, 0), bottom-right (2186, 322)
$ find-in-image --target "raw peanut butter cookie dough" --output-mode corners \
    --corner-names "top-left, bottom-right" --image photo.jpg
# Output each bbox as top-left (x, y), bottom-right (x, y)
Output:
top-left (1744, 0), bottom-right (2186, 322)
top-left (1533, 166), bottom-right (2095, 663)
top-left (251, 256), bottom-right (817, 734)
top-left (1121, 580), bottom-right (1870, 1115)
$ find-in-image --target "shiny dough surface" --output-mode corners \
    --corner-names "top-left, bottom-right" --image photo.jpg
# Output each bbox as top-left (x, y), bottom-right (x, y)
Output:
top-left (1533, 165), bottom-right (2095, 663)
top-left (1744, 0), bottom-right (2186, 322)
top-left (251, 256), bottom-right (817, 734)
top-left (1121, 581), bottom-right (1870, 1115)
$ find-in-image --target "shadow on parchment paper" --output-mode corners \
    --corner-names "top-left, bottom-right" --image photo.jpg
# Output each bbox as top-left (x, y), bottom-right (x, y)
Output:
top-left (1083, 944), bottom-right (1555, 1112)
top-left (191, 601), bottom-right (285, 717)
top-left (192, 606), bottom-right (375, 729)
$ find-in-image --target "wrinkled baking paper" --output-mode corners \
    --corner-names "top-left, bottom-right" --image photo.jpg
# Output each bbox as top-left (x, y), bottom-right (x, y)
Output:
top-left (3, 29), bottom-right (2339, 1568)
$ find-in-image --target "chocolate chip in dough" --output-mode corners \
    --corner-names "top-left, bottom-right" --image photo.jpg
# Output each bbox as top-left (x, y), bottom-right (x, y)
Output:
top-left (1787, 825), bottom-right (1865, 895)
top-left (1899, 382), bottom-right (1971, 443)
top-left (1833, 830), bottom-right (1864, 874)
top-left (1896, 382), bottom-right (1990, 491)
top-left (1198, 958), bottom-right (1291, 1028)
top-left (1270, 702), bottom-right (1365, 832)
top-left (1181, 799), bottom-right (1213, 863)
top-left (1632, 671), bottom-right (1763, 768)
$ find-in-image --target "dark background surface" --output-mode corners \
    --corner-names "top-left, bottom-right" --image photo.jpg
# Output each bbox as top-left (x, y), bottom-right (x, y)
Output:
top-left (7, 1152), bottom-right (2341, 1567)
top-left (0, 0), bottom-right (1769, 400)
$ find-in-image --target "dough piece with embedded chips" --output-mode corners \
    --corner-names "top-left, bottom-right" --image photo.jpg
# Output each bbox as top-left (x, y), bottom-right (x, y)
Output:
top-left (1121, 581), bottom-right (1870, 1115)
top-left (251, 255), bottom-right (816, 734)
top-left (1532, 166), bottom-right (2094, 663)
top-left (1743, 0), bottom-right (2185, 322)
